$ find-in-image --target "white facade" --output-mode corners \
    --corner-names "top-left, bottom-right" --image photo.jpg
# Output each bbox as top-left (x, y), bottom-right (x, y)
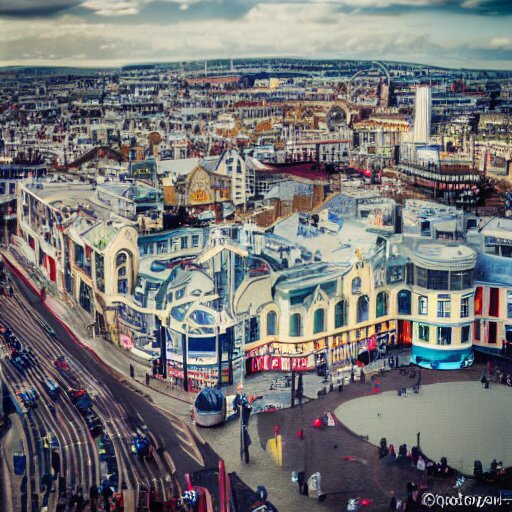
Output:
top-left (413, 86), bottom-right (432, 144)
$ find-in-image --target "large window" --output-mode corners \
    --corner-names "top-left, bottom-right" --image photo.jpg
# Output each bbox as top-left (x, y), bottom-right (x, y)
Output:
top-left (416, 266), bottom-right (427, 288)
top-left (157, 241), bottom-right (167, 254)
top-left (460, 295), bottom-right (470, 318)
top-left (437, 326), bottom-right (452, 345)
top-left (450, 270), bottom-right (473, 290)
top-left (313, 309), bottom-right (326, 334)
top-left (397, 290), bottom-right (411, 315)
top-left (376, 291), bottom-right (389, 318)
top-left (418, 296), bottom-right (428, 316)
top-left (418, 323), bottom-right (430, 342)
top-left (489, 288), bottom-right (500, 317)
top-left (181, 236), bottom-right (188, 250)
top-left (508, 291), bottom-right (512, 318)
top-left (95, 252), bottom-right (105, 293)
top-left (116, 251), bottom-right (131, 295)
top-left (334, 300), bottom-right (347, 328)
top-left (461, 325), bottom-right (471, 344)
top-left (267, 311), bottom-right (277, 336)
top-left (415, 266), bottom-right (472, 291)
top-left (427, 270), bottom-right (449, 290)
top-left (352, 277), bottom-right (362, 294)
top-left (289, 313), bottom-right (302, 337)
top-left (357, 295), bottom-right (369, 323)
top-left (437, 295), bottom-right (451, 318)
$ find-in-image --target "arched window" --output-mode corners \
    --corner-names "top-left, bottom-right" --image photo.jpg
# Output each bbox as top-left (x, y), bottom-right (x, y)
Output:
top-left (397, 290), bottom-right (411, 315)
top-left (352, 277), bottom-right (362, 294)
top-left (334, 300), bottom-right (347, 329)
top-left (313, 309), bottom-right (325, 334)
top-left (376, 291), bottom-right (388, 318)
top-left (116, 252), bottom-right (127, 266)
top-left (289, 313), bottom-right (302, 337)
top-left (357, 295), bottom-right (369, 323)
top-left (116, 250), bottom-right (131, 295)
top-left (267, 311), bottom-right (277, 336)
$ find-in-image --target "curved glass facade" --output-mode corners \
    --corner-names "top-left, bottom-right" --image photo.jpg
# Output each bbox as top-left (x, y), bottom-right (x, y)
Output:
top-left (411, 345), bottom-right (474, 370)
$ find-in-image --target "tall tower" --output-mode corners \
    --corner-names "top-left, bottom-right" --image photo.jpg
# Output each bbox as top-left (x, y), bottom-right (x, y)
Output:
top-left (413, 85), bottom-right (432, 144)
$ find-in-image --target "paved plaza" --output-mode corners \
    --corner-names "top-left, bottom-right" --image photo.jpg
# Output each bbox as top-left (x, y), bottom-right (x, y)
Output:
top-left (336, 381), bottom-right (512, 474)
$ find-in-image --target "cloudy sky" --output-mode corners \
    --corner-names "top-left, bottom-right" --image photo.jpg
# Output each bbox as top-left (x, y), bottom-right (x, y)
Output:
top-left (0, 0), bottom-right (511, 69)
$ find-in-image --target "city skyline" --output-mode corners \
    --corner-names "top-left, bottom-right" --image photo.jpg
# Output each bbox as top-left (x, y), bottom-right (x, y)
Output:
top-left (0, 0), bottom-right (512, 69)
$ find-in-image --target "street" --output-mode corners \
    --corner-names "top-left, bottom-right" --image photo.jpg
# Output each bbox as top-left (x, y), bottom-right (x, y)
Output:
top-left (0, 268), bottom-right (218, 511)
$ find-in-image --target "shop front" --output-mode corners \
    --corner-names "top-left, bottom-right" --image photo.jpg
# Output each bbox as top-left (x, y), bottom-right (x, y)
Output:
top-left (245, 341), bottom-right (315, 374)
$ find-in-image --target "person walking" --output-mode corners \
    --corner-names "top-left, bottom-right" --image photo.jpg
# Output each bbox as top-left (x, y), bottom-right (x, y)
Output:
top-left (417, 456), bottom-right (426, 484)
top-left (8, 283), bottom-right (13, 298)
top-left (360, 369), bottom-right (366, 383)
top-left (389, 491), bottom-right (397, 512)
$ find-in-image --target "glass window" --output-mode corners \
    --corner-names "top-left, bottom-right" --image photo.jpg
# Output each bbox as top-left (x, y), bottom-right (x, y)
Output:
top-left (474, 321), bottom-right (480, 341)
top-left (289, 313), bottom-right (302, 337)
top-left (352, 277), bottom-right (361, 294)
top-left (489, 288), bottom-right (500, 317)
top-left (117, 278), bottom-right (128, 294)
top-left (190, 309), bottom-right (215, 325)
top-left (416, 266), bottom-right (427, 288)
top-left (357, 295), bottom-right (369, 323)
top-left (437, 326), bottom-right (452, 345)
top-left (267, 311), bottom-right (277, 335)
top-left (428, 270), bottom-right (449, 290)
top-left (460, 296), bottom-right (470, 318)
top-left (437, 296), bottom-right (451, 318)
top-left (461, 325), bottom-right (470, 343)
top-left (176, 288), bottom-right (185, 300)
top-left (116, 252), bottom-right (127, 266)
top-left (418, 323), bottom-right (430, 342)
top-left (376, 291), bottom-right (388, 318)
top-left (95, 252), bottom-right (105, 293)
top-left (450, 270), bottom-right (473, 290)
top-left (334, 300), bottom-right (347, 328)
top-left (507, 291), bottom-right (512, 318)
top-left (313, 309), bottom-right (325, 334)
top-left (157, 241), bottom-right (167, 254)
top-left (192, 235), bottom-right (200, 248)
top-left (397, 290), bottom-right (411, 315)
top-left (418, 296), bottom-right (428, 315)
top-left (181, 236), bottom-right (188, 250)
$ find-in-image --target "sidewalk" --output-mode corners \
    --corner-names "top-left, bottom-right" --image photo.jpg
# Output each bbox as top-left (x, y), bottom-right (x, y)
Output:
top-left (1, 248), bottom-right (194, 416)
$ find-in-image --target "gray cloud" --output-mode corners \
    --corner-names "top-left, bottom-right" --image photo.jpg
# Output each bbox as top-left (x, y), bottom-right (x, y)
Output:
top-left (0, 0), bottom-right (82, 16)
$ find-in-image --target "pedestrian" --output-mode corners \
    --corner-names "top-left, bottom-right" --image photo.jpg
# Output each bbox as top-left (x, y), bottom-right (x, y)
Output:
top-left (8, 284), bottom-right (13, 298)
top-left (389, 491), bottom-right (397, 512)
top-left (360, 369), bottom-right (365, 383)
top-left (145, 372), bottom-right (150, 385)
top-left (417, 456), bottom-right (426, 483)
